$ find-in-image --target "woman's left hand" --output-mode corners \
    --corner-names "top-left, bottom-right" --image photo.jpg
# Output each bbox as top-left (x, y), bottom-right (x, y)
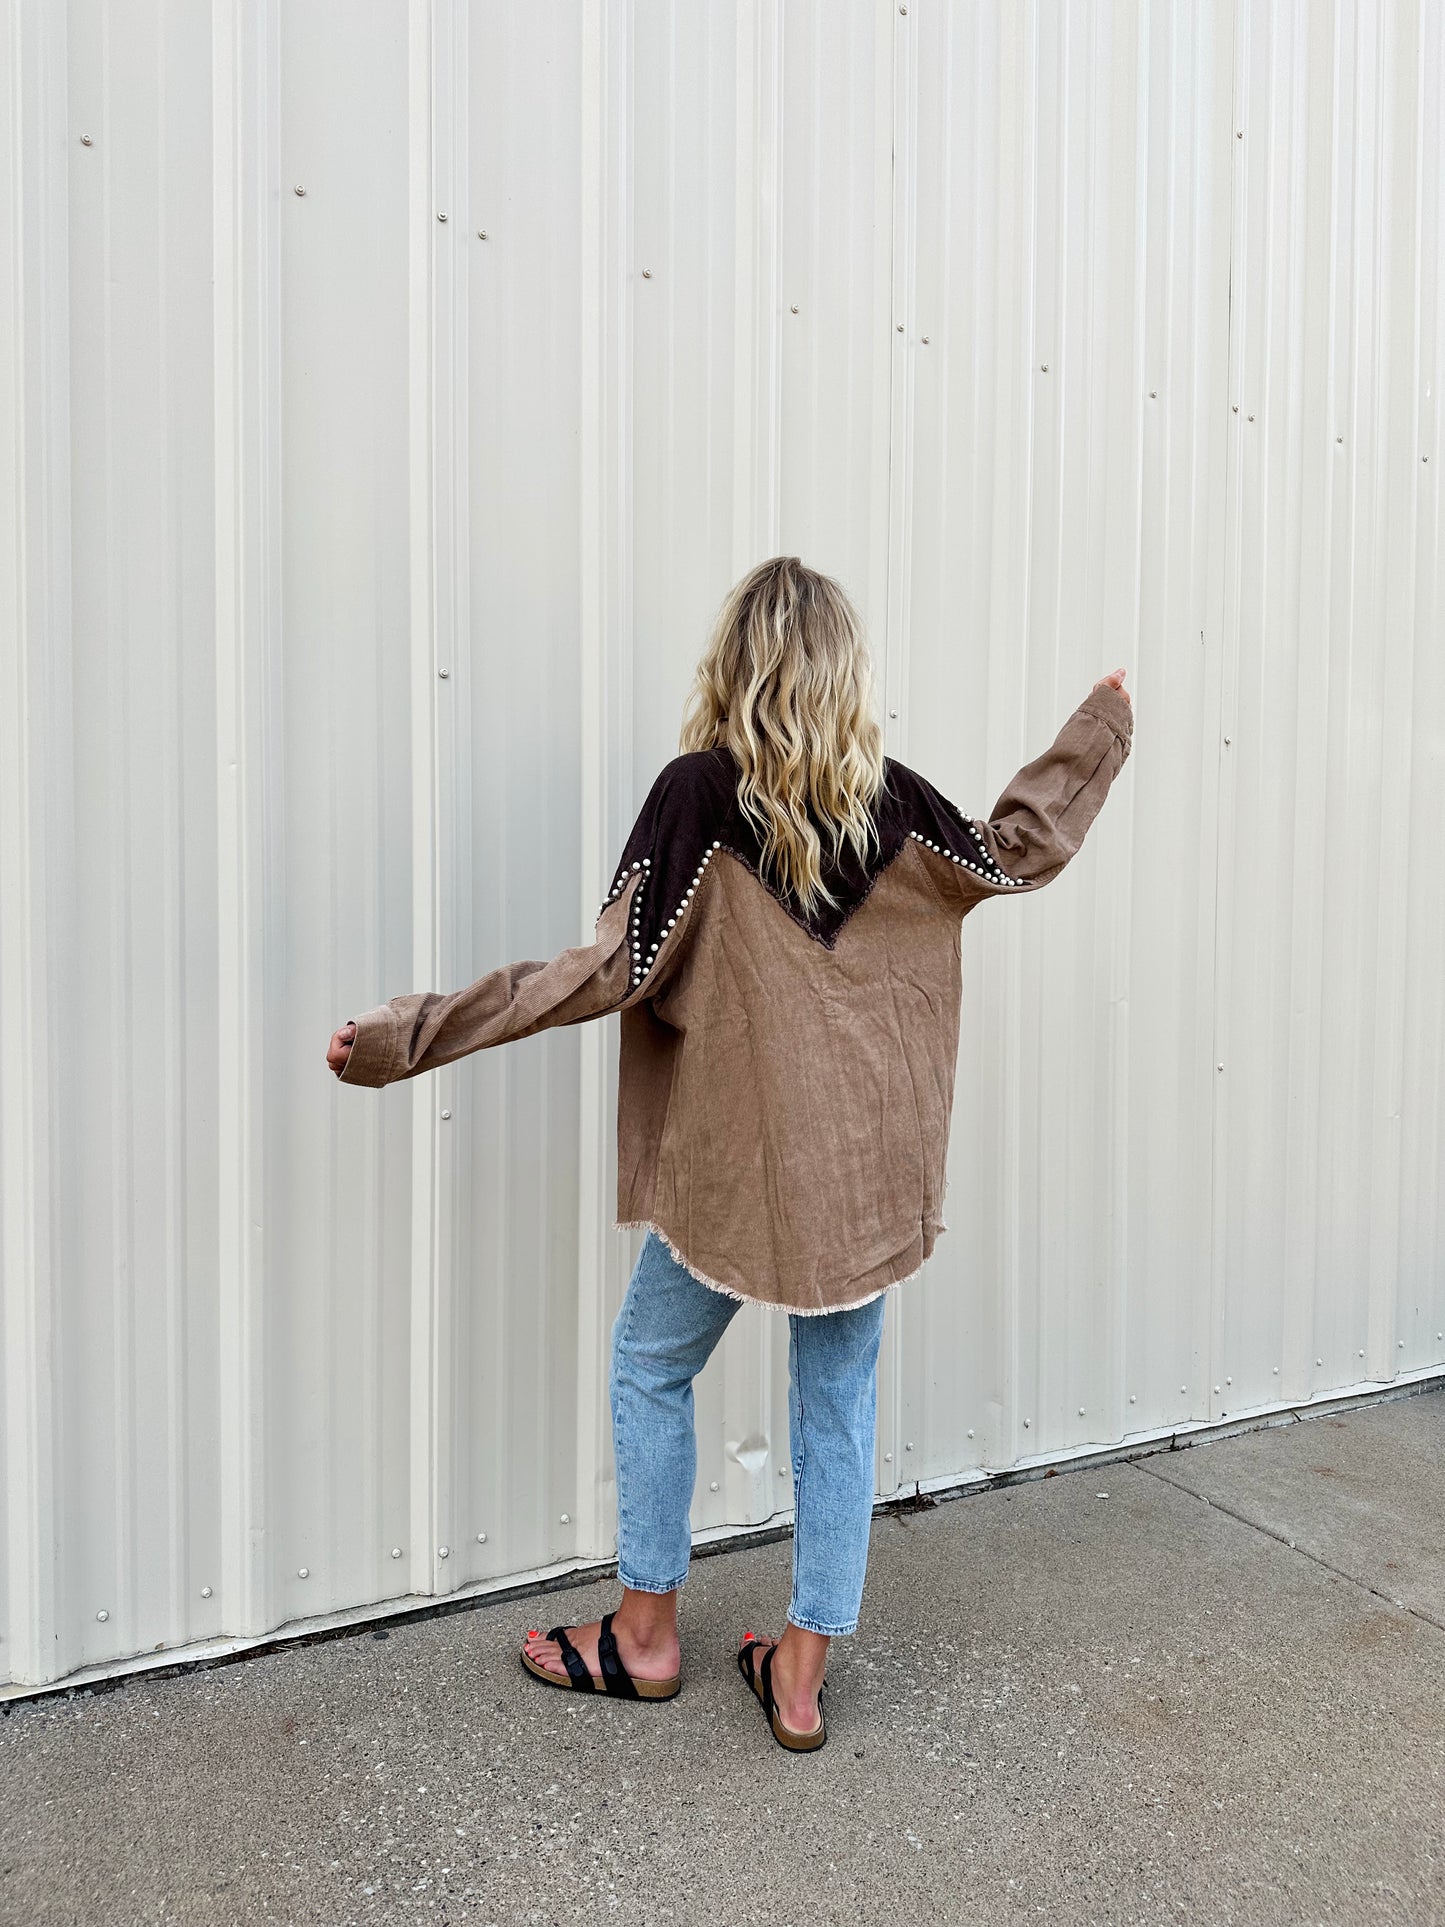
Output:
top-left (327, 1022), bottom-right (357, 1078)
top-left (1093, 666), bottom-right (1131, 706)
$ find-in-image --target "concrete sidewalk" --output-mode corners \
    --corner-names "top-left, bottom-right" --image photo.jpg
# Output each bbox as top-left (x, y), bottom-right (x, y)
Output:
top-left (3, 1389), bottom-right (1442, 1927)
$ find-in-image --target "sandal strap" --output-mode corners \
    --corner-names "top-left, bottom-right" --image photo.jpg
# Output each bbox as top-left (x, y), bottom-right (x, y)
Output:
top-left (737, 1638), bottom-right (762, 1694)
top-left (759, 1642), bottom-right (780, 1723)
top-left (546, 1624), bottom-right (594, 1692)
top-left (596, 1612), bottom-right (641, 1700)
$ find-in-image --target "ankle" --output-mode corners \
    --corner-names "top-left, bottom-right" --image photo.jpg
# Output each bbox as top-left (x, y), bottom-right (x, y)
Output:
top-left (776, 1623), bottom-right (829, 1691)
top-left (614, 1588), bottom-right (679, 1650)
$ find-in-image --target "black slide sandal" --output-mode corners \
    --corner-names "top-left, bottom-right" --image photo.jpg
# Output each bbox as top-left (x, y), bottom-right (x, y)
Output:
top-left (737, 1634), bottom-right (827, 1752)
top-left (520, 1612), bottom-right (681, 1700)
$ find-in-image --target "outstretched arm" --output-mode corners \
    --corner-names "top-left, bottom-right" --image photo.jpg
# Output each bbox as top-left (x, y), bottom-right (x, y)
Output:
top-left (959, 670), bottom-right (1133, 902)
top-left (328, 759), bottom-right (697, 1089)
top-left (330, 867), bottom-right (646, 1088)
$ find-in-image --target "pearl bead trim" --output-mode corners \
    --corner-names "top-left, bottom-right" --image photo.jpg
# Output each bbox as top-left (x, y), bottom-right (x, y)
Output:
top-left (598, 843), bottom-right (723, 990)
top-left (907, 825), bottom-right (1024, 887)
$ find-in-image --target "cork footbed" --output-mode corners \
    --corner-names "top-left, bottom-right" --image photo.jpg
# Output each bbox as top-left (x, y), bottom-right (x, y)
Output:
top-left (519, 1644), bottom-right (680, 1700)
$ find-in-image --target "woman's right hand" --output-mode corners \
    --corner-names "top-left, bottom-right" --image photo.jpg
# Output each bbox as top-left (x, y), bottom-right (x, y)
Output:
top-left (1093, 666), bottom-right (1131, 706)
top-left (327, 1021), bottom-right (357, 1078)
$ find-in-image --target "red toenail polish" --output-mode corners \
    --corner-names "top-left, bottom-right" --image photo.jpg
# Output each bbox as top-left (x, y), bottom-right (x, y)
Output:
top-left (527, 1630), bottom-right (539, 1638)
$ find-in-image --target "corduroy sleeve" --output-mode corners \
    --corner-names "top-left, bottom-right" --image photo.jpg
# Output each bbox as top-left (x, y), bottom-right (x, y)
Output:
top-left (950, 682), bottom-right (1134, 908)
top-left (336, 878), bottom-right (638, 1087)
top-left (338, 768), bottom-right (686, 1089)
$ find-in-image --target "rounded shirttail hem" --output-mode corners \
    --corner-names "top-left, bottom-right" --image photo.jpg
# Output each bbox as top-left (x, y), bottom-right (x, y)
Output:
top-left (614, 1218), bottom-right (926, 1315)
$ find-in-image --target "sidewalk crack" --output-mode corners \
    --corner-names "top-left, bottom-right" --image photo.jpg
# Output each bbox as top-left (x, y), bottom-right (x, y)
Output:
top-left (1134, 1459), bottom-right (1445, 1639)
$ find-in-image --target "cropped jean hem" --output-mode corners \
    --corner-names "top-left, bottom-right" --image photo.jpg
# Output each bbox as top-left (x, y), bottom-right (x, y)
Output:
top-left (788, 1609), bottom-right (859, 1638)
top-left (617, 1564), bottom-right (687, 1597)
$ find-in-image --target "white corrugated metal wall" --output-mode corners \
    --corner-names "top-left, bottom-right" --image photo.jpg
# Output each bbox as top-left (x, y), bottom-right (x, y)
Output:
top-left (2, 0), bottom-right (1441, 1692)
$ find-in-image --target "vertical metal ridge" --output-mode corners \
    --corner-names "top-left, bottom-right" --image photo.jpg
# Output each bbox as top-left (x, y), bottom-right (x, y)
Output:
top-left (575, 0), bottom-right (634, 1562)
top-left (876, 0), bottom-right (916, 1498)
top-left (1, 0), bottom-right (69, 1687)
top-left (730, 0), bottom-right (784, 570)
top-left (153, 0), bottom-right (191, 1640)
top-left (1361, 0), bottom-right (1415, 1380)
top-left (212, 0), bottom-right (275, 1646)
top-left (404, 0), bottom-right (442, 1605)
top-left (424, 0), bottom-right (469, 1605)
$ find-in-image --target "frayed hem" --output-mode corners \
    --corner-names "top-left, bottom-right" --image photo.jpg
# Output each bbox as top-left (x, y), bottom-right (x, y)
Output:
top-left (614, 1218), bottom-right (922, 1315)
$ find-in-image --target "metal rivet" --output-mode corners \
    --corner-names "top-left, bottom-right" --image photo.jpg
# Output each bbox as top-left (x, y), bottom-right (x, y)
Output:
top-left (438, 667), bottom-right (449, 678)
top-left (298, 1567), bottom-right (309, 1578)
top-left (1213, 1386), bottom-right (1220, 1395)
top-left (440, 1109), bottom-right (451, 1120)
top-left (1077, 1406), bottom-right (1085, 1417)
top-left (438, 1546), bottom-right (450, 1559)
top-left (476, 1532), bottom-right (487, 1544)
top-left (96, 1609), bottom-right (109, 1623)
top-left (897, 324), bottom-right (905, 333)
top-left (790, 304), bottom-right (799, 314)
top-left (1149, 390), bottom-right (1157, 398)
top-left (779, 1466), bottom-right (787, 1476)
top-left (559, 1512), bottom-right (570, 1524)
top-left (1023, 1419), bottom-right (1030, 1428)
top-left (1398, 1340), bottom-right (1405, 1349)
top-left (1129, 1394), bottom-right (1136, 1403)
top-left (1040, 363), bottom-right (1049, 372)
top-left (437, 212), bottom-right (448, 222)
top-left (1315, 1358), bottom-right (1322, 1367)
top-left (641, 268), bottom-right (652, 278)
top-left (1272, 1367), bottom-right (1279, 1375)
top-left (1226, 1376), bottom-right (1232, 1385)
top-left (391, 1547), bottom-right (402, 1559)
top-left (905, 1442), bottom-right (913, 1451)
top-left (1247, 413), bottom-right (1255, 421)
top-left (1357, 1351), bottom-right (1364, 1359)
top-left (1336, 435), bottom-right (1343, 444)
top-left (1180, 1386), bottom-right (1187, 1394)
top-left (1236, 130), bottom-right (1243, 139)
top-left (966, 1428), bottom-right (974, 1438)
top-left (709, 1481), bottom-right (719, 1492)
top-left (1223, 735), bottom-right (1231, 745)
top-left (477, 229), bottom-right (488, 239)
top-left (1217, 1062), bottom-right (1224, 1071)
top-left (80, 134), bottom-right (94, 146)
top-left (201, 1586), bottom-right (213, 1600)
top-left (921, 335), bottom-right (930, 344)
top-left (294, 185), bottom-right (307, 197)
top-left (1233, 404), bottom-right (1239, 412)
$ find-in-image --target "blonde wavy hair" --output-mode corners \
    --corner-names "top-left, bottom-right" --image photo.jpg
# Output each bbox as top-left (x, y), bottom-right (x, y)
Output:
top-left (677, 556), bottom-right (887, 918)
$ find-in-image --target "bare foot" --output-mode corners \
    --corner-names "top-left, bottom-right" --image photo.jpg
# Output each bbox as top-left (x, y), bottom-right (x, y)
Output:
top-left (739, 1630), bottom-right (825, 1736)
top-left (523, 1595), bottom-right (680, 1687)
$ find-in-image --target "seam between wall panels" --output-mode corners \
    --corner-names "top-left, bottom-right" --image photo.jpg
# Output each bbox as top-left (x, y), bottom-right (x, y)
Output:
top-left (878, 0), bottom-right (919, 1499)
top-left (1207, 0), bottom-right (1246, 1422)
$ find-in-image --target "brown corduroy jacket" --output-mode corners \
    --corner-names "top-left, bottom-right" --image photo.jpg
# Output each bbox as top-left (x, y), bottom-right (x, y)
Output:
top-left (340, 683), bottom-right (1134, 1312)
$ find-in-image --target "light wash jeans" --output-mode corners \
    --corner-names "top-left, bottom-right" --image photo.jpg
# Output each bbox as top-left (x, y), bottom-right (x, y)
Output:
top-left (609, 1227), bottom-right (887, 1637)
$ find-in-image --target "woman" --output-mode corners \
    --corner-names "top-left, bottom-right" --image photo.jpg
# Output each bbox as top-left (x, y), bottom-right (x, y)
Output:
top-left (328, 555), bottom-right (1133, 1752)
